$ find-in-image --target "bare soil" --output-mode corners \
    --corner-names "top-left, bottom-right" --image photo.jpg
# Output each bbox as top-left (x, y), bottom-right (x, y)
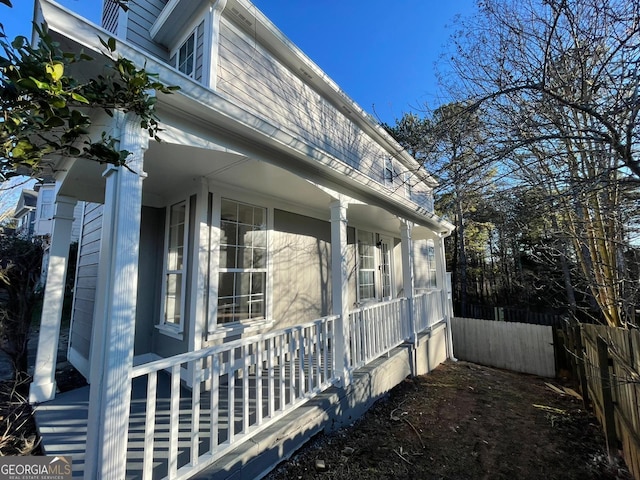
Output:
top-left (266, 361), bottom-right (631, 480)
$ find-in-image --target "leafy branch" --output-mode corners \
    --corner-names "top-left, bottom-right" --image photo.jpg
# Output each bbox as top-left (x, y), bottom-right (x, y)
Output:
top-left (0, 22), bottom-right (178, 181)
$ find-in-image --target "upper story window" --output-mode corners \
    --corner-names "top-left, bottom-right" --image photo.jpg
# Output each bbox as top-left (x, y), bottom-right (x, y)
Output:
top-left (384, 158), bottom-right (395, 188)
top-left (403, 172), bottom-right (413, 200)
top-left (217, 199), bottom-right (268, 324)
top-left (178, 32), bottom-right (196, 77)
top-left (39, 189), bottom-right (54, 219)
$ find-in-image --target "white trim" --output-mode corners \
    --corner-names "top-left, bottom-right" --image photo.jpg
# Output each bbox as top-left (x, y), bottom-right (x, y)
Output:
top-left (207, 0), bottom-right (227, 89)
top-left (67, 200), bottom-right (86, 368)
top-left (132, 352), bottom-right (162, 367)
top-left (355, 229), bottom-right (376, 305)
top-left (378, 234), bottom-right (394, 301)
top-left (159, 199), bottom-right (190, 334)
top-left (155, 324), bottom-right (184, 340)
top-left (68, 345), bottom-right (90, 380)
top-left (188, 181), bottom-right (210, 355)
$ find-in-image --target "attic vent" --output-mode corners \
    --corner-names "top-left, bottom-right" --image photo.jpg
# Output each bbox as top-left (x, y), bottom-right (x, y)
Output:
top-left (230, 7), bottom-right (253, 27)
top-left (299, 68), bottom-right (313, 80)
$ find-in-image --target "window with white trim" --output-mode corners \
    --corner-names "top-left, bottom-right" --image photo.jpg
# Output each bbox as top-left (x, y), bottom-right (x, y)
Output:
top-left (383, 158), bottom-right (395, 188)
top-left (162, 201), bottom-right (188, 329)
top-left (427, 241), bottom-right (437, 288)
top-left (39, 189), bottom-right (53, 219)
top-left (217, 199), bottom-right (267, 324)
top-left (177, 31), bottom-right (196, 77)
top-left (403, 172), bottom-right (413, 200)
top-left (357, 230), bottom-right (376, 301)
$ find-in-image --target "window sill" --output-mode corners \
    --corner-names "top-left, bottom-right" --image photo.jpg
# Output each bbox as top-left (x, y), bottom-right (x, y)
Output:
top-left (206, 319), bottom-right (274, 342)
top-left (155, 324), bottom-right (184, 340)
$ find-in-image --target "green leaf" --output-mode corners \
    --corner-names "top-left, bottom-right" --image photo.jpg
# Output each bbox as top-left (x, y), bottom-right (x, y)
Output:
top-left (70, 92), bottom-right (89, 104)
top-left (107, 37), bottom-right (116, 52)
top-left (46, 62), bottom-right (64, 81)
top-left (24, 76), bottom-right (49, 90)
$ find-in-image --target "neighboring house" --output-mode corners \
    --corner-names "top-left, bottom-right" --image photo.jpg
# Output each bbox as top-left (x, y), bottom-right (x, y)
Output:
top-left (12, 183), bottom-right (83, 283)
top-left (13, 189), bottom-right (37, 238)
top-left (29, 1), bottom-right (455, 479)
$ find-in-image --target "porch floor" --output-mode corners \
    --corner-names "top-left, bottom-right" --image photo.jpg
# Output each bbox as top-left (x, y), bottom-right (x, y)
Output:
top-left (35, 372), bottom-right (269, 479)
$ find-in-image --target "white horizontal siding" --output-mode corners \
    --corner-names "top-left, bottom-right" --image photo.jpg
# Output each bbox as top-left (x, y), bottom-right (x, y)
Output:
top-left (218, 19), bottom-right (390, 186)
top-left (69, 203), bottom-right (103, 375)
top-left (126, 0), bottom-right (169, 61)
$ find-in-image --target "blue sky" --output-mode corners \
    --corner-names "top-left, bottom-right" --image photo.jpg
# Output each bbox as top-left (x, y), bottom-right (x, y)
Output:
top-left (2, 0), bottom-right (476, 125)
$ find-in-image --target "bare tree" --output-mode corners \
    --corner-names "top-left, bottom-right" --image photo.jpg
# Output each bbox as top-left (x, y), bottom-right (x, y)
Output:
top-left (440, 0), bottom-right (640, 326)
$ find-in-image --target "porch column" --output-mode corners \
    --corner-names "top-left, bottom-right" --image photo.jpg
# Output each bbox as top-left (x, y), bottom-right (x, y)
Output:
top-left (400, 220), bottom-right (416, 342)
top-left (84, 114), bottom-right (148, 480)
top-left (434, 234), bottom-right (456, 360)
top-left (330, 199), bottom-right (351, 387)
top-left (188, 179), bottom-right (210, 365)
top-left (29, 195), bottom-right (77, 403)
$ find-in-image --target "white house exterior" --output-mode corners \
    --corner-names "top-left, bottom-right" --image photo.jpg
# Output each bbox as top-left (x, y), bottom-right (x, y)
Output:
top-left (29, 1), bottom-right (455, 478)
top-left (13, 189), bottom-right (37, 238)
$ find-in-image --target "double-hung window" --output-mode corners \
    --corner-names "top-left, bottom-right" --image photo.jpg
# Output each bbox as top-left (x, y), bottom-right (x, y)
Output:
top-left (162, 201), bottom-right (188, 330)
top-left (357, 230), bottom-right (376, 301)
top-left (427, 241), bottom-right (437, 288)
top-left (218, 199), bottom-right (267, 324)
top-left (403, 172), bottom-right (413, 201)
top-left (384, 158), bottom-right (395, 188)
top-left (177, 31), bottom-right (196, 77)
top-left (39, 189), bottom-right (53, 219)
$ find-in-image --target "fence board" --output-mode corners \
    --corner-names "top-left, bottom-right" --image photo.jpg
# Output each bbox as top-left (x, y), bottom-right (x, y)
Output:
top-left (451, 317), bottom-right (555, 377)
top-left (578, 324), bottom-right (640, 479)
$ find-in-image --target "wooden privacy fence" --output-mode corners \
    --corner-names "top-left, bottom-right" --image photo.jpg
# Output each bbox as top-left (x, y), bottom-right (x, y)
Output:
top-left (564, 323), bottom-right (640, 479)
top-left (451, 317), bottom-right (556, 377)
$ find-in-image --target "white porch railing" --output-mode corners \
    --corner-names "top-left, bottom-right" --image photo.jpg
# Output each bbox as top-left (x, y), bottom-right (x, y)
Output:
top-left (127, 316), bottom-right (337, 480)
top-left (348, 298), bottom-right (410, 370)
top-left (414, 289), bottom-right (444, 333)
top-left (123, 292), bottom-right (446, 479)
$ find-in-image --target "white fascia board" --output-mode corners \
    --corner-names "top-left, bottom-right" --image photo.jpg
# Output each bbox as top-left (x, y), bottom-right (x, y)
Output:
top-left (149, 0), bottom-right (206, 45)
top-left (37, 0), bottom-right (451, 233)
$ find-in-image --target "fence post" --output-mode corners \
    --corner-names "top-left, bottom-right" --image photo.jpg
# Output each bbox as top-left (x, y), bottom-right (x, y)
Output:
top-left (596, 335), bottom-right (618, 459)
top-left (574, 325), bottom-right (589, 410)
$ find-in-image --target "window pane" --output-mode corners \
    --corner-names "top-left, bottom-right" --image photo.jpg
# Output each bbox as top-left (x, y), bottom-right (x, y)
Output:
top-left (178, 33), bottom-right (195, 76)
top-left (165, 273), bottom-right (182, 324)
top-left (252, 229), bottom-right (266, 249)
top-left (253, 247), bottom-right (266, 269)
top-left (220, 221), bottom-right (237, 246)
top-left (219, 245), bottom-right (237, 269)
top-left (238, 224), bottom-right (251, 247)
top-left (220, 199), bottom-right (237, 222)
top-left (238, 204), bottom-right (253, 225)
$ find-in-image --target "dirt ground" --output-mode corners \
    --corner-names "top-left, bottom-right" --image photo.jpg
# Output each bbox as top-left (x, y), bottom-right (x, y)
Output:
top-left (266, 361), bottom-right (631, 480)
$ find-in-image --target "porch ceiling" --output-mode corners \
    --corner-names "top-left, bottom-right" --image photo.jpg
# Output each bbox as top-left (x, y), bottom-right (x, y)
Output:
top-left (143, 141), bottom-right (335, 212)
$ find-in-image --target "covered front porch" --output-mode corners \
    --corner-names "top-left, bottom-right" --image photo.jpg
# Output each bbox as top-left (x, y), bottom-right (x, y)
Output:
top-left (35, 294), bottom-right (451, 479)
top-left (28, 105), bottom-right (454, 479)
